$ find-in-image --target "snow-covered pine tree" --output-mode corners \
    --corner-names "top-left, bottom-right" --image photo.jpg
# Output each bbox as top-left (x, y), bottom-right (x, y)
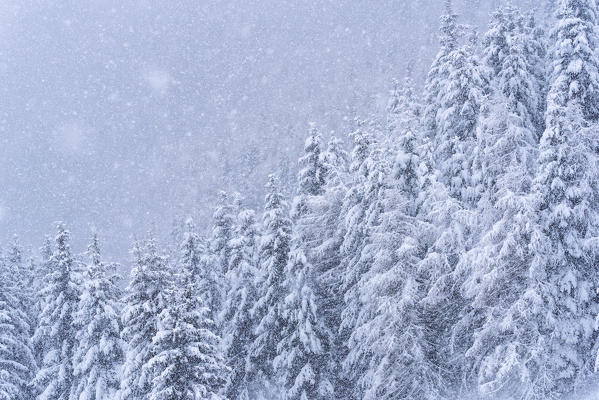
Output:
top-left (435, 31), bottom-right (485, 203)
top-left (221, 207), bottom-right (260, 400)
top-left (274, 129), bottom-right (335, 400)
top-left (5, 237), bottom-right (37, 337)
top-left (387, 78), bottom-right (422, 140)
top-left (31, 223), bottom-right (81, 400)
top-left (120, 236), bottom-right (170, 400)
top-left (145, 250), bottom-right (227, 400)
top-left (423, 0), bottom-right (459, 142)
top-left (329, 120), bottom-right (379, 400)
top-left (454, 6), bottom-right (542, 396)
top-left (73, 234), bottom-right (124, 400)
top-left (314, 135), bottom-right (350, 397)
top-left (248, 174), bottom-right (292, 397)
top-left (0, 247), bottom-right (36, 399)
top-left (550, 0), bottom-right (599, 122)
top-left (180, 218), bottom-right (219, 326)
top-left (348, 124), bottom-right (442, 400)
top-left (522, 11), bottom-right (548, 135)
top-left (206, 191), bottom-right (236, 325)
top-left (464, 1), bottom-right (599, 397)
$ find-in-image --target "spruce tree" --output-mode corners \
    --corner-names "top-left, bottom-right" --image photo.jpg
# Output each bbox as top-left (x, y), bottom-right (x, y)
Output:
top-left (274, 129), bottom-right (335, 400)
top-left (145, 255), bottom-right (227, 400)
top-left (222, 208), bottom-right (260, 400)
top-left (423, 0), bottom-right (459, 141)
top-left (457, 7), bottom-right (542, 396)
top-left (0, 249), bottom-right (36, 400)
top-left (348, 127), bottom-right (442, 400)
top-left (31, 223), bottom-right (81, 400)
top-left (550, 0), bottom-right (599, 122)
top-left (314, 136), bottom-right (350, 397)
top-left (249, 175), bottom-right (292, 397)
top-left (206, 191), bottom-right (236, 324)
top-left (120, 236), bottom-right (170, 400)
top-left (180, 219), bottom-right (218, 324)
top-left (73, 234), bottom-right (124, 400)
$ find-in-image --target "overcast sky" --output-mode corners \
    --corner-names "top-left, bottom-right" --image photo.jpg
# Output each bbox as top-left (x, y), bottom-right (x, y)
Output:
top-left (0, 0), bottom-right (542, 265)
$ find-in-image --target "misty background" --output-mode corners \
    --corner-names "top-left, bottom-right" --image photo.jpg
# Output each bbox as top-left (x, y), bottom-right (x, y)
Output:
top-left (0, 0), bottom-right (541, 264)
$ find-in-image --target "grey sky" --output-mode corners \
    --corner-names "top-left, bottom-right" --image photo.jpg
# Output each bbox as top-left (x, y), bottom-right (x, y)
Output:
top-left (0, 0), bottom-right (526, 264)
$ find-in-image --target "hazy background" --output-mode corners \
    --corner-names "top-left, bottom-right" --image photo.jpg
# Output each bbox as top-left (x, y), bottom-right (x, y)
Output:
top-left (0, 0), bottom-right (545, 264)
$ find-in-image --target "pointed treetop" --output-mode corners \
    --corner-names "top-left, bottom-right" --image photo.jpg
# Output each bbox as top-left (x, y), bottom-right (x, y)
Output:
top-left (440, 0), bottom-right (459, 52)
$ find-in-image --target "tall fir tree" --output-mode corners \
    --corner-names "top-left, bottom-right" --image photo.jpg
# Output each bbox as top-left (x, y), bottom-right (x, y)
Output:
top-left (222, 207), bottom-right (260, 400)
top-left (120, 236), bottom-right (170, 400)
top-left (31, 223), bottom-right (81, 400)
top-left (456, 6), bottom-right (543, 396)
top-left (73, 234), bottom-right (124, 400)
top-left (0, 246), bottom-right (36, 400)
top-left (206, 191), bottom-right (236, 325)
top-left (145, 252), bottom-right (227, 400)
top-left (313, 135), bottom-right (350, 397)
top-left (274, 129), bottom-right (335, 400)
top-left (550, 0), bottom-right (599, 122)
top-left (348, 127), bottom-right (442, 399)
top-left (423, 0), bottom-right (459, 141)
top-left (249, 175), bottom-right (292, 398)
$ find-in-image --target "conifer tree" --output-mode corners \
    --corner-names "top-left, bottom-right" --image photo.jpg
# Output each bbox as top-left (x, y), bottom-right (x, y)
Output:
top-left (73, 234), bottom-right (124, 400)
top-left (314, 136), bottom-right (350, 397)
top-left (274, 129), bottom-right (335, 400)
top-left (0, 249), bottom-right (36, 400)
top-left (387, 78), bottom-right (422, 140)
top-left (222, 207), bottom-right (260, 400)
top-left (31, 223), bottom-right (81, 400)
top-left (120, 236), bottom-right (170, 400)
top-left (145, 254), bottom-right (227, 400)
top-left (423, 0), bottom-right (459, 141)
top-left (180, 219), bottom-right (218, 324)
top-left (550, 0), bottom-right (599, 122)
top-left (464, 1), bottom-right (599, 397)
top-left (456, 8), bottom-right (542, 395)
top-left (206, 191), bottom-right (236, 324)
top-left (347, 126), bottom-right (443, 400)
top-left (249, 175), bottom-right (292, 396)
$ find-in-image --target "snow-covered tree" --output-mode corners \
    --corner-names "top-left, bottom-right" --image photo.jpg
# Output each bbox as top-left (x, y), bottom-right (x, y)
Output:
top-left (0, 248), bottom-right (36, 400)
top-left (145, 254), bottom-right (227, 400)
top-left (3, 237), bottom-right (37, 337)
top-left (120, 236), bottom-right (170, 400)
top-left (387, 78), bottom-right (422, 140)
top-left (274, 249), bottom-right (332, 400)
top-left (463, 1), bottom-right (599, 396)
top-left (423, 0), bottom-right (459, 141)
top-left (206, 191), bottom-right (236, 324)
top-left (180, 219), bottom-right (220, 326)
top-left (274, 129), bottom-right (336, 400)
top-left (313, 136), bottom-right (349, 396)
top-left (221, 207), bottom-right (260, 400)
top-left (456, 8), bottom-right (542, 396)
top-left (434, 36), bottom-right (485, 203)
top-left (347, 126), bottom-right (442, 400)
top-left (73, 234), bottom-right (124, 400)
top-left (249, 175), bottom-right (292, 396)
top-left (31, 223), bottom-right (81, 400)
top-left (550, 0), bottom-right (599, 122)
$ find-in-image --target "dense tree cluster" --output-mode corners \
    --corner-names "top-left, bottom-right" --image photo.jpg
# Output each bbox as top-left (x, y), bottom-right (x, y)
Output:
top-left (3, 1), bottom-right (599, 399)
